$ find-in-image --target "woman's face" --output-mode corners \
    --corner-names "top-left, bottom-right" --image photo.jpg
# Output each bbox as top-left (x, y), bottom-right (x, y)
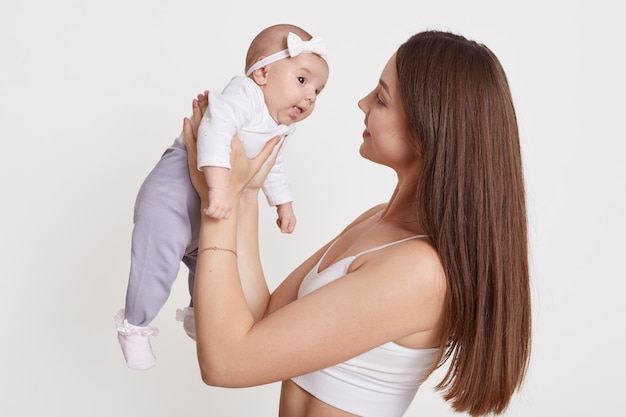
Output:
top-left (358, 53), bottom-right (419, 172)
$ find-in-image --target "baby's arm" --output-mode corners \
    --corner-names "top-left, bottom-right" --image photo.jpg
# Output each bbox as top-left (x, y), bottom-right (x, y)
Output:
top-left (276, 202), bottom-right (296, 234)
top-left (202, 166), bottom-right (232, 219)
top-left (261, 136), bottom-right (296, 233)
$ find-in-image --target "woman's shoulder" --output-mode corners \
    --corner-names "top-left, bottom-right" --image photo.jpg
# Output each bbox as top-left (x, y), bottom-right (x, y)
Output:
top-left (364, 231), bottom-right (440, 269)
top-left (358, 234), bottom-right (446, 309)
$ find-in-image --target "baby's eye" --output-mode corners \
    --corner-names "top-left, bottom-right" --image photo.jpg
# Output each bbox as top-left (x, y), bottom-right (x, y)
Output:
top-left (298, 76), bottom-right (306, 85)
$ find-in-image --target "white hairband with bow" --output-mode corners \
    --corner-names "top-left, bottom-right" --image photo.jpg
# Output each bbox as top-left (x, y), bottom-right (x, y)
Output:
top-left (245, 32), bottom-right (328, 76)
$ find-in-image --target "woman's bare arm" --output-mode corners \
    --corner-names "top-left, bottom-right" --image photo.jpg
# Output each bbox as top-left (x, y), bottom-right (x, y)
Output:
top-left (187, 94), bottom-right (272, 321)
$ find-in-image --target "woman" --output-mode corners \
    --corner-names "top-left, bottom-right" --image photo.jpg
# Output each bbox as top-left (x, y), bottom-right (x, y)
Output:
top-left (183, 30), bottom-right (531, 417)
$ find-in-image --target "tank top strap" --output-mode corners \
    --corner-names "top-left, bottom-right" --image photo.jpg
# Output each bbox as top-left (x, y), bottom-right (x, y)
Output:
top-left (353, 235), bottom-right (429, 259)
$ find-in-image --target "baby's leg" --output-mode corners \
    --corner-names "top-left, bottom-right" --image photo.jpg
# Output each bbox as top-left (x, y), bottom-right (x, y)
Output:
top-left (175, 254), bottom-right (197, 340)
top-left (124, 138), bottom-right (200, 325)
top-left (117, 137), bottom-right (200, 369)
top-left (182, 254), bottom-right (197, 308)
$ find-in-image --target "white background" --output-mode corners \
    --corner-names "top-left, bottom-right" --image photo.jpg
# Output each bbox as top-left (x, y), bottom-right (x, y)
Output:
top-left (1, 1), bottom-right (623, 416)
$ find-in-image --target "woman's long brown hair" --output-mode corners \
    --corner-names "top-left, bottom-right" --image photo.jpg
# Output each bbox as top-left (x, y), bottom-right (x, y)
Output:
top-left (396, 31), bottom-right (531, 415)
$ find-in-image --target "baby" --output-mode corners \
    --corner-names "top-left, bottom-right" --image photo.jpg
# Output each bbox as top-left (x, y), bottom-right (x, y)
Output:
top-left (199, 30), bottom-right (328, 227)
top-left (115, 24), bottom-right (329, 370)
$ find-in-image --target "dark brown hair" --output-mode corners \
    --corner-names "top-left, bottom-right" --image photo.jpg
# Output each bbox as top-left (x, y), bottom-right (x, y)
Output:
top-left (396, 31), bottom-right (531, 415)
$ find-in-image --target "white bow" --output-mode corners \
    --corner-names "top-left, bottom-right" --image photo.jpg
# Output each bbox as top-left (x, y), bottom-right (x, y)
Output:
top-left (245, 32), bottom-right (328, 76)
top-left (287, 32), bottom-right (327, 59)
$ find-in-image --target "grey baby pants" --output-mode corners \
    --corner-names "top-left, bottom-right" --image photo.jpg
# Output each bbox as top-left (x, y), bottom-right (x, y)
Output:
top-left (123, 137), bottom-right (200, 326)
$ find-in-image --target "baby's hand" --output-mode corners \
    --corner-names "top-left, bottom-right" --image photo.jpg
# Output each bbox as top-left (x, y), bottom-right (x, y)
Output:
top-left (204, 187), bottom-right (232, 219)
top-left (276, 202), bottom-right (296, 234)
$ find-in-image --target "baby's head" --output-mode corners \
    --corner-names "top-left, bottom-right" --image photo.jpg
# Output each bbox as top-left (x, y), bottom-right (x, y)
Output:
top-left (245, 24), bottom-right (329, 125)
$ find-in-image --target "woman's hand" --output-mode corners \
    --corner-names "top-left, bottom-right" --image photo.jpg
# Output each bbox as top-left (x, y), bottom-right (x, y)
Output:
top-left (183, 93), bottom-right (210, 204)
top-left (230, 135), bottom-right (282, 194)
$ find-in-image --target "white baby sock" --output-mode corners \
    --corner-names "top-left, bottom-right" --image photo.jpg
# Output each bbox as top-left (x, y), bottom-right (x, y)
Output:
top-left (175, 307), bottom-right (196, 341)
top-left (114, 309), bottom-right (159, 370)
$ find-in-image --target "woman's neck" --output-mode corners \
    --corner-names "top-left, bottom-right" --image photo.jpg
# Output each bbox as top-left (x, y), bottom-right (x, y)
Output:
top-left (380, 184), bottom-right (421, 225)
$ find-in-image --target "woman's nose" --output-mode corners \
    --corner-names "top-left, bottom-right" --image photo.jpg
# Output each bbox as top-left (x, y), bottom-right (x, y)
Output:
top-left (358, 96), bottom-right (367, 112)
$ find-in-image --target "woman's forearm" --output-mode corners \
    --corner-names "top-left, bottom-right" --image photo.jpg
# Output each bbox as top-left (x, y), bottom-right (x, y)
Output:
top-left (184, 116), bottom-right (282, 383)
top-left (236, 189), bottom-right (270, 321)
top-left (194, 200), bottom-right (258, 383)
top-left (194, 188), bottom-right (271, 383)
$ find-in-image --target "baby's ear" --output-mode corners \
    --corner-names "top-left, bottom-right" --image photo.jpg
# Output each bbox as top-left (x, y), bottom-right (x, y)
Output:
top-left (249, 65), bottom-right (269, 86)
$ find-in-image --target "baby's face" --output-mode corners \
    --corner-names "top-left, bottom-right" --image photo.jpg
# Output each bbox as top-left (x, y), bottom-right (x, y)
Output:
top-left (261, 53), bottom-right (329, 125)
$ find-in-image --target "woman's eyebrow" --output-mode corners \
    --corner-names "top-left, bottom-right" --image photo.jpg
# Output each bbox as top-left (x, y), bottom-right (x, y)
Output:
top-left (379, 79), bottom-right (390, 95)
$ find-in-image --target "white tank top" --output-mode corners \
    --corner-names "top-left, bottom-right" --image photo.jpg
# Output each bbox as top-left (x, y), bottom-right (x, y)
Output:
top-left (291, 235), bottom-right (439, 417)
